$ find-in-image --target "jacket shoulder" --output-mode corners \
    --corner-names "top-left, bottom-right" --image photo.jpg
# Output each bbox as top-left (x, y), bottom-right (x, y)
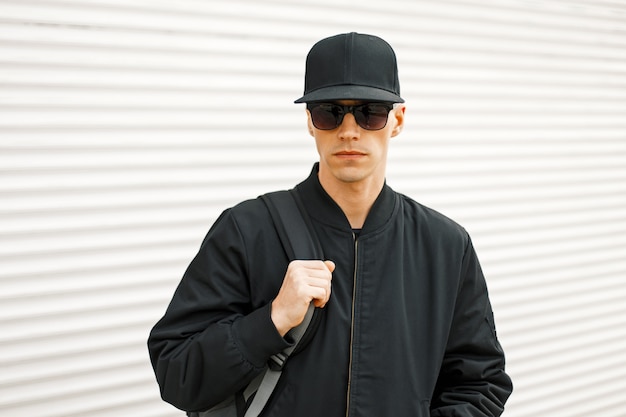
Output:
top-left (223, 195), bottom-right (275, 233)
top-left (398, 193), bottom-right (469, 246)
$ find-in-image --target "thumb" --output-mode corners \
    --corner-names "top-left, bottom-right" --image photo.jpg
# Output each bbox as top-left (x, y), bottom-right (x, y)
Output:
top-left (324, 260), bottom-right (336, 273)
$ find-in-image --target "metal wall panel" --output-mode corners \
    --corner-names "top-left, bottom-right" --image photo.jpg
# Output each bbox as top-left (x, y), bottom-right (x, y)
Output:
top-left (1, 1), bottom-right (625, 416)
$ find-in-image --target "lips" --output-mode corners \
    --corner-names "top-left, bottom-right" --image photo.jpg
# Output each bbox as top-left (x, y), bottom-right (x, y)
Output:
top-left (335, 150), bottom-right (366, 156)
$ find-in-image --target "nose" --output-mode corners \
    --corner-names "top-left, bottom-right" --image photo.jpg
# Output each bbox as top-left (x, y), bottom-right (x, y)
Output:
top-left (337, 112), bottom-right (360, 141)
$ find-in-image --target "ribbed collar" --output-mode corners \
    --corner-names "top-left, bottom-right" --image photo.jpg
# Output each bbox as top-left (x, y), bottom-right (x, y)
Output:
top-left (294, 163), bottom-right (398, 235)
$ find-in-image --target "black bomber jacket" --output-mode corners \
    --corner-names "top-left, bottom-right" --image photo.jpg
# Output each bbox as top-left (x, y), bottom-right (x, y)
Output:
top-left (148, 164), bottom-right (513, 416)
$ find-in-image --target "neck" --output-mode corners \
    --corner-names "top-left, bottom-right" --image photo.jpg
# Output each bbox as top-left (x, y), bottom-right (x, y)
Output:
top-left (318, 171), bottom-right (384, 229)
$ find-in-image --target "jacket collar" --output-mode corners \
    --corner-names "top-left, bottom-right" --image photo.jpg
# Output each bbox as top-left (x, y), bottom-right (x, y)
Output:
top-left (295, 163), bottom-right (398, 235)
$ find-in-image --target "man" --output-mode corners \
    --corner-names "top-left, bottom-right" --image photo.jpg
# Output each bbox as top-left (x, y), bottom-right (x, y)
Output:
top-left (148, 32), bottom-right (512, 416)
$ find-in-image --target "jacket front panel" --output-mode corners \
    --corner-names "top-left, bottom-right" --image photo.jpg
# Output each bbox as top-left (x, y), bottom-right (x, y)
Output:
top-left (260, 174), bottom-right (469, 416)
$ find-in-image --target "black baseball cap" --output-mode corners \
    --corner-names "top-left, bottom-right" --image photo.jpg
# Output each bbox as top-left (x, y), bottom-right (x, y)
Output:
top-left (295, 32), bottom-right (404, 104)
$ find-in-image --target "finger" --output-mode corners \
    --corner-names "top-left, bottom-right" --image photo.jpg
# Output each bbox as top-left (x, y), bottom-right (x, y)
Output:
top-left (307, 277), bottom-right (332, 292)
top-left (297, 261), bottom-right (334, 279)
top-left (312, 287), bottom-right (330, 308)
top-left (313, 298), bottom-right (326, 308)
top-left (309, 277), bottom-right (332, 307)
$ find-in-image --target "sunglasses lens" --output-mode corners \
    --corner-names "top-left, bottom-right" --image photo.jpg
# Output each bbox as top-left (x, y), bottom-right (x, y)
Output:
top-left (308, 103), bottom-right (393, 130)
top-left (310, 104), bottom-right (342, 130)
top-left (354, 104), bottom-right (392, 130)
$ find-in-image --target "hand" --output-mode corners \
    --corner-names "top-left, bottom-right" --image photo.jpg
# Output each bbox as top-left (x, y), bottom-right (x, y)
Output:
top-left (271, 260), bottom-right (335, 337)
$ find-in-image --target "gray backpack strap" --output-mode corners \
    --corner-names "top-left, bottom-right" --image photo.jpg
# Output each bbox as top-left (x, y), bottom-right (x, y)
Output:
top-left (246, 190), bottom-right (323, 417)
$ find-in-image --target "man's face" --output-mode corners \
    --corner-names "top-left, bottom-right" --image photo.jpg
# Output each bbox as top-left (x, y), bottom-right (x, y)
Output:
top-left (306, 100), bottom-right (405, 188)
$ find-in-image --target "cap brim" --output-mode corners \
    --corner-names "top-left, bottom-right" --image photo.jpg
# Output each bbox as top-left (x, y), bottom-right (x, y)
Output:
top-left (294, 85), bottom-right (404, 103)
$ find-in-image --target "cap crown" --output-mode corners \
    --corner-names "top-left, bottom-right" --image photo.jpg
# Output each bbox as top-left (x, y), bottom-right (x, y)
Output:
top-left (295, 32), bottom-right (404, 103)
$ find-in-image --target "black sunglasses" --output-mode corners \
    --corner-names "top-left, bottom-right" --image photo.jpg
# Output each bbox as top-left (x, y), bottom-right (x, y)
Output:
top-left (307, 102), bottom-right (394, 131)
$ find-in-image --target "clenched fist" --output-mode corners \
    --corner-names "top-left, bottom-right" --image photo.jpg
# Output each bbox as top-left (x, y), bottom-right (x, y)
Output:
top-left (271, 260), bottom-right (335, 337)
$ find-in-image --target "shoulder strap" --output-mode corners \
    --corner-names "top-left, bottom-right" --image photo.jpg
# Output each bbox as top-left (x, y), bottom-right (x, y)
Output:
top-left (261, 189), bottom-right (323, 260)
top-left (245, 190), bottom-right (324, 417)
top-left (260, 189), bottom-right (324, 356)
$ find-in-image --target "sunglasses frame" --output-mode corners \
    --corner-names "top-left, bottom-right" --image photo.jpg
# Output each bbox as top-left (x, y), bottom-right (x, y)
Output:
top-left (306, 102), bottom-right (395, 131)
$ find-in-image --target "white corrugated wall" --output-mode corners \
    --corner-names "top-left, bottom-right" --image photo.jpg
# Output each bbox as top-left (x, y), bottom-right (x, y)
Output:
top-left (1, 1), bottom-right (625, 416)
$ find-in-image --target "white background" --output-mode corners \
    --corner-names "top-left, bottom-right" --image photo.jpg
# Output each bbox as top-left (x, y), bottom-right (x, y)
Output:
top-left (1, 1), bottom-right (625, 416)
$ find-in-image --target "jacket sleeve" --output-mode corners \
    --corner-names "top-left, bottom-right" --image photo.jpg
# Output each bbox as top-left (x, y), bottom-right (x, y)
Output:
top-left (147, 208), bottom-right (290, 412)
top-left (430, 236), bottom-right (513, 417)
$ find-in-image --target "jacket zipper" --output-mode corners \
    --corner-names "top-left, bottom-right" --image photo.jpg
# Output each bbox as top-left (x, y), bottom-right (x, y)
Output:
top-left (346, 233), bottom-right (358, 417)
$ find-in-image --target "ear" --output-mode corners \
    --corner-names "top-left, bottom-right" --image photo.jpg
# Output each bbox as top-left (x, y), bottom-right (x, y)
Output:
top-left (306, 110), bottom-right (315, 137)
top-left (390, 105), bottom-right (406, 137)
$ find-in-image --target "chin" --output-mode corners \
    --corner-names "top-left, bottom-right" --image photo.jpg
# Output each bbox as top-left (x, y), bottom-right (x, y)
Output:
top-left (334, 167), bottom-right (370, 184)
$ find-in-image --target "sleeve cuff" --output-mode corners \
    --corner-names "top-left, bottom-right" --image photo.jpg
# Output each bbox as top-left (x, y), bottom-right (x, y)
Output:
top-left (231, 303), bottom-right (292, 368)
